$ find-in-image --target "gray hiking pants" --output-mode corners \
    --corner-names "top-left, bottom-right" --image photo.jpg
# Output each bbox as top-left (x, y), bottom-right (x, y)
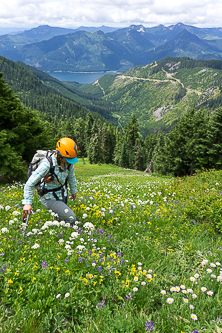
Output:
top-left (40, 197), bottom-right (76, 223)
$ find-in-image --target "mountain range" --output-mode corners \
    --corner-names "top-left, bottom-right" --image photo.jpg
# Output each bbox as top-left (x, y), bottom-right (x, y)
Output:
top-left (0, 23), bottom-right (222, 72)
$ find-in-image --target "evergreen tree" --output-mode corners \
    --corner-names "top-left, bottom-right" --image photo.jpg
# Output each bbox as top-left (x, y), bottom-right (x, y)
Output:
top-left (85, 112), bottom-right (94, 151)
top-left (88, 122), bottom-right (103, 164)
top-left (114, 127), bottom-right (123, 166)
top-left (119, 139), bottom-right (129, 168)
top-left (0, 72), bottom-right (52, 180)
top-left (134, 138), bottom-right (144, 170)
top-left (152, 131), bottom-right (166, 174)
top-left (206, 107), bottom-right (222, 169)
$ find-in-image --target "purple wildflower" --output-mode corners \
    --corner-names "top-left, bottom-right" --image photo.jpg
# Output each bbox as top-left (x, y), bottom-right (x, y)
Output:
top-left (0, 253), bottom-right (4, 256)
top-left (40, 261), bottom-right (48, 268)
top-left (97, 266), bottom-right (102, 272)
top-left (218, 247), bottom-right (222, 251)
top-left (64, 258), bottom-right (69, 264)
top-left (192, 330), bottom-right (199, 333)
top-left (96, 301), bottom-right (106, 309)
top-left (78, 257), bottom-right (83, 263)
top-left (126, 292), bottom-right (133, 301)
top-left (145, 320), bottom-right (154, 331)
top-left (117, 251), bottom-right (122, 257)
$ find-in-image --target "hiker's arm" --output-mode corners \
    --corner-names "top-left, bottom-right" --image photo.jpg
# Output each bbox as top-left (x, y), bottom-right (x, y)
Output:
top-left (23, 204), bottom-right (33, 215)
top-left (67, 164), bottom-right (77, 196)
top-left (22, 159), bottom-right (50, 207)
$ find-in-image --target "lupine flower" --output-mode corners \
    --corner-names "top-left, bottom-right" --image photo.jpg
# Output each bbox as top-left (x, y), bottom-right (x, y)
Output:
top-left (145, 319), bottom-right (154, 331)
top-left (40, 261), bottom-right (47, 268)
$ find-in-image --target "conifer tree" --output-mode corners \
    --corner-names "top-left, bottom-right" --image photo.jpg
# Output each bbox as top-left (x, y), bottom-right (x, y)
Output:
top-left (84, 112), bottom-right (94, 151)
top-left (88, 121), bottom-right (103, 164)
top-left (134, 138), bottom-right (144, 170)
top-left (119, 139), bottom-right (129, 168)
top-left (206, 107), bottom-right (222, 169)
top-left (114, 127), bottom-right (123, 166)
top-left (0, 72), bottom-right (52, 180)
top-left (152, 131), bottom-right (166, 174)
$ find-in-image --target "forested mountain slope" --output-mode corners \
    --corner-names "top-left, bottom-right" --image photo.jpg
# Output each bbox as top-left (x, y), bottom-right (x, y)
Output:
top-left (79, 57), bottom-right (222, 137)
top-left (0, 56), bottom-right (111, 124)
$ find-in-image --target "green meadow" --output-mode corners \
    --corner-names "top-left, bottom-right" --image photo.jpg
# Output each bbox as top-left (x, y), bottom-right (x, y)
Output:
top-left (0, 161), bottom-right (222, 333)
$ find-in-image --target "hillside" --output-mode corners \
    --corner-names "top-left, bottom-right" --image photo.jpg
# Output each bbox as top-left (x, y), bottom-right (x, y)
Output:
top-left (79, 57), bottom-right (222, 137)
top-left (0, 56), bottom-right (112, 123)
top-left (1, 23), bottom-right (222, 72)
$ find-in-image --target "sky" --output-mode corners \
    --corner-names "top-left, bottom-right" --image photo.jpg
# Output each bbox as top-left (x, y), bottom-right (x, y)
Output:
top-left (1, 0), bottom-right (222, 30)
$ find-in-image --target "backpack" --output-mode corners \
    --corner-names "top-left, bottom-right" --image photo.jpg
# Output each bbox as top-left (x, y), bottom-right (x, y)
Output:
top-left (28, 150), bottom-right (68, 202)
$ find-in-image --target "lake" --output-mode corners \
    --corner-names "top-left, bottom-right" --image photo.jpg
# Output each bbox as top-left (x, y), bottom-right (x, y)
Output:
top-left (49, 71), bottom-right (119, 84)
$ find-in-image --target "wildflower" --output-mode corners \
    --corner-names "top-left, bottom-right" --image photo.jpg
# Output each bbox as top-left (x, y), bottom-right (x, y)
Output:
top-left (190, 314), bottom-right (198, 321)
top-left (183, 298), bottom-right (189, 303)
top-left (207, 290), bottom-right (213, 296)
top-left (8, 279), bottom-right (13, 283)
top-left (70, 232), bottom-right (79, 239)
top-left (92, 263), bottom-right (96, 267)
top-left (190, 277), bottom-right (195, 282)
top-left (187, 288), bottom-right (193, 293)
top-left (170, 287), bottom-right (175, 292)
top-left (64, 258), bottom-right (69, 264)
top-left (1, 228), bottom-right (9, 233)
top-left (201, 287), bottom-right (207, 292)
top-left (138, 262), bottom-right (142, 266)
top-left (189, 304), bottom-right (195, 309)
top-left (166, 298), bottom-right (174, 304)
top-left (64, 209), bottom-right (69, 213)
top-left (65, 293), bottom-right (70, 298)
top-left (211, 274), bottom-right (216, 278)
top-left (145, 319), bottom-right (154, 331)
top-left (180, 285), bottom-right (186, 289)
top-left (160, 290), bottom-right (166, 295)
top-left (133, 287), bottom-right (138, 292)
top-left (217, 276), bottom-right (222, 282)
top-left (134, 277), bottom-right (139, 282)
top-left (141, 281), bottom-right (146, 286)
top-left (182, 290), bottom-right (187, 294)
top-left (56, 294), bottom-right (61, 298)
top-left (31, 243), bottom-right (40, 249)
top-left (175, 286), bottom-right (180, 292)
top-left (194, 273), bottom-right (199, 278)
top-left (210, 263), bottom-right (216, 267)
top-left (201, 260), bottom-right (208, 265)
top-left (76, 245), bottom-right (85, 251)
top-left (206, 268), bottom-right (212, 274)
top-left (192, 294), bottom-right (197, 299)
top-left (216, 262), bottom-right (221, 266)
top-left (146, 274), bottom-right (152, 279)
top-left (82, 214), bottom-right (88, 219)
top-left (40, 261), bottom-right (47, 268)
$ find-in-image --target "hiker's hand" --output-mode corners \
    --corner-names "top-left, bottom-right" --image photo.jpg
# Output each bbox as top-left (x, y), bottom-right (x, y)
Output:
top-left (23, 204), bottom-right (33, 215)
top-left (70, 193), bottom-right (77, 200)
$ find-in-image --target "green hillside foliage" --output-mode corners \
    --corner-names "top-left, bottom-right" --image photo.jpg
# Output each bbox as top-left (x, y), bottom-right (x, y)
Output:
top-left (0, 56), bottom-right (118, 125)
top-left (0, 72), bottom-right (53, 181)
top-left (80, 57), bottom-right (222, 137)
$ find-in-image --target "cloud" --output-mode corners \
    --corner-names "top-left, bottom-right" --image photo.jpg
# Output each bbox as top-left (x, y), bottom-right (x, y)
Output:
top-left (0, 0), bottom-right (222, 28)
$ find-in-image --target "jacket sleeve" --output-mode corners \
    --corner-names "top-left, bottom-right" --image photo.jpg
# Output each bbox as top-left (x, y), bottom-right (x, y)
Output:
top-left (22, 159), bottom-right (50, 205)
top-left (67, 164), bottom-right (77, 194)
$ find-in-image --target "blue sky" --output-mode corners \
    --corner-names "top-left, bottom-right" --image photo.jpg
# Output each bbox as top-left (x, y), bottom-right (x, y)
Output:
top-left (1, 0), bottom-right (222, 29)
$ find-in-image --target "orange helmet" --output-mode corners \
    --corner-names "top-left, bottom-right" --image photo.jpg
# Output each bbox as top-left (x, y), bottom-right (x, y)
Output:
top-left (56, 137), bottom-right (78, 164)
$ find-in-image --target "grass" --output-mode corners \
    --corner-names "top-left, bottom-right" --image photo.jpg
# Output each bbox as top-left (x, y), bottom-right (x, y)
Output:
top-left (0, 162), bottom-right (222, 332)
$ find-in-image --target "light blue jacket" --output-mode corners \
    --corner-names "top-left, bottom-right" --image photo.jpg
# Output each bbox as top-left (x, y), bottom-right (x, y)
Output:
top-left (23, 153), bottom-right (77, 205)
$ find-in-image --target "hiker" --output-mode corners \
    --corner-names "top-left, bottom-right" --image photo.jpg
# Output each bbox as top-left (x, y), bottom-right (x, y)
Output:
top-left (22, 137), bottom-right (78, 223)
